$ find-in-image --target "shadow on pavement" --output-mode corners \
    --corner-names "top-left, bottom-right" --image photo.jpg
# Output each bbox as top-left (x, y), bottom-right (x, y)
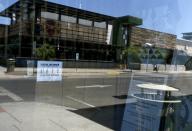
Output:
top-left (68, 104), bottom-right (126, 131)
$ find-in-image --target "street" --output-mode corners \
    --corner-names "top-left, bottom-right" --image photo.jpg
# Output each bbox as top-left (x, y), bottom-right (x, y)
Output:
top-left (0, 72), bottom-right (192, 130)
top-left (0, 73), bottom-right (131, 131)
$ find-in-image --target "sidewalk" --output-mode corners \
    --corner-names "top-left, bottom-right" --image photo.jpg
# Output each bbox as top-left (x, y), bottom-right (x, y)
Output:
top-left (1, 66), bottom-right (192, 79)
top-left (0, 102), bottom-right (112, 131)
top-left (122, 68), bottom-right (192, 74)
top-left (1, 68), bottom-right (122, 79)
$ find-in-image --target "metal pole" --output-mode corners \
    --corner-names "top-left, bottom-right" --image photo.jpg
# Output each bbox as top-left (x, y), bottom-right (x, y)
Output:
top-left (146, 48), bottom-right (149, 72)
top-left (175, 50), bottom-right (178, 71)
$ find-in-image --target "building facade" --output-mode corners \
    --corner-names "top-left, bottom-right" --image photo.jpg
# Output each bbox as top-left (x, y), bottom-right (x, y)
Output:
top-left (173, 39), bottom-right (192, 67)
top-left (0, 0), bottom-right (179, 68)
top-left (0, 0), bottom-right (142, 64)
top-left (176, 39), bottom-right (192, 56)
top-left (182, 32), bottom-right (192, 41)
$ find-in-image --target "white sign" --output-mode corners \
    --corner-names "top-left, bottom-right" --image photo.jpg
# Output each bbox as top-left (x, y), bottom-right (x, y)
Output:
top-left (37, 61), bottom-right (63, 82)
top-left (76, 53), bottom-right (79, 61)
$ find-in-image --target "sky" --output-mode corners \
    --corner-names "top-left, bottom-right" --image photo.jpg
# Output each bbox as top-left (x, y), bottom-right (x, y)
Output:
top-left (0, 0), bottom-right (192, 38)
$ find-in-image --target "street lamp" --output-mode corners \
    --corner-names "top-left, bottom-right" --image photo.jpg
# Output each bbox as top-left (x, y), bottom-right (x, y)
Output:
top-left (145, 42), bottom-right (153, 47)
top-left (144, 43), bottom-right (153, 72)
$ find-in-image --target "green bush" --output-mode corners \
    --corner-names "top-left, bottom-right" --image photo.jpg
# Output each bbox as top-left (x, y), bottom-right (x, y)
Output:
top-left (35, 43), bottom-right (55, 60)
top-left (122, 45), bottom-right (141, 63)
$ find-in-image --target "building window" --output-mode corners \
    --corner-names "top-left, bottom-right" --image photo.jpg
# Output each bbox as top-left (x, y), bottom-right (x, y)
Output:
top-left (79, 18), bottom-right (92, 26)
top-left (29, 11), bottom-right (35, 20)
top-left (61, 15), bottom-right (76, 23)
top-left (94, 21), bottom-right (106, 28)
top-left (107, 24), bottom-right (113, 45)
top-left (41, 11), bottom-right (59, 20)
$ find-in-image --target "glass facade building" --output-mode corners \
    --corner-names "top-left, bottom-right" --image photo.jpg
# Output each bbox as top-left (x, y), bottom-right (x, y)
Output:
top-left (0, 0), bottom-right (192, 131)
top-left (0, 0), bottom-right (142, 64)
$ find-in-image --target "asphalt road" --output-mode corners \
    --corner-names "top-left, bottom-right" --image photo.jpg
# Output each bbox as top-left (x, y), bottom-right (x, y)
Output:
top-left (0, 73), bottom-right (131, 130)
top-left (1, 72), bottom-right (192, 130)
top-left (0, 74), bottom-right (131, 106)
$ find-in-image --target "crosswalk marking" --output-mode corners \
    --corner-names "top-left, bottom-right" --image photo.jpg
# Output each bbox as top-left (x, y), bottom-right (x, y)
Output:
top-left (66, 96), bottom-right (95, 108)
top-left (76, 85), bottom-right (112, 89)
top-left (0, 86), bottom-right (23, 101)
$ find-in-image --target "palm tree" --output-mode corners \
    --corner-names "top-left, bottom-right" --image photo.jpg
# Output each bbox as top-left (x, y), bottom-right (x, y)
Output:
top-left (35, 43), bottom-right (56, 60)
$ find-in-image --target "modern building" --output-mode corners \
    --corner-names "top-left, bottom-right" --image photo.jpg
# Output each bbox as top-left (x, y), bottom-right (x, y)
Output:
top-left (176, 39), bottom-right (192, 56)
top-left (0, 0), bottom-right (179, 68)
top-left (175, 39), bottom-right (192, 68)
top-left (182, 32), bottom-right (192, 41)
top-left (0, 0), bottom-right (142, 67)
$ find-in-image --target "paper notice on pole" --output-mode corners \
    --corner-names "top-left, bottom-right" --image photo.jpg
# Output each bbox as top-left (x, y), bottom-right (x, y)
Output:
top-left (37, 61), bottom-right (63, 82)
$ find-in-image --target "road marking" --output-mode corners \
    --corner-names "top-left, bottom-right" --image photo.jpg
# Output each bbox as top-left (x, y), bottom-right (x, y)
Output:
top-left (76, 85), bottom-right (112, 89)
top-left (0, 86), bottom-right (23, 101)
top-left (66, 96), bottom-right (95, 108)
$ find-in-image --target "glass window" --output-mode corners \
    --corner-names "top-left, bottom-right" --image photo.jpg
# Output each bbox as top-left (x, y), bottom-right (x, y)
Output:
top-left (0, 16), bottom-right (10, 25)
top-left (79, 18), bottom-right (92, 26)
top-left (61, 15), bottom-right (76, 23)
top-left (94, 21), bottom-right (106, 28)
top-left (41, 11), bottom-right (59, 20)
top-left (106, 24), bottom-right (113, 45)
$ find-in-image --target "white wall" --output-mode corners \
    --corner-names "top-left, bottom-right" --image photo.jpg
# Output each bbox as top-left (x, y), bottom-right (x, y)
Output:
top-left (140, 64), bottom-right (186, 72)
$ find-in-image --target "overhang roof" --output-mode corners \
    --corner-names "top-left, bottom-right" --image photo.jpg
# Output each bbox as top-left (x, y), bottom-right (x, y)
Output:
top-left (0, 0), bottom-right (142, 25)
top-left (0, 0), bottom-right (115, 22)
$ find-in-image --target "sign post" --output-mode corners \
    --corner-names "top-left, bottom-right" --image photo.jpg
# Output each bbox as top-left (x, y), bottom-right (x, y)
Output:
top-left (27, 60), bottom-right (35, 76)
top-left (76, 53), bottom-right (79, 72)
top-left (32, 41), bottom-right (36, 57)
